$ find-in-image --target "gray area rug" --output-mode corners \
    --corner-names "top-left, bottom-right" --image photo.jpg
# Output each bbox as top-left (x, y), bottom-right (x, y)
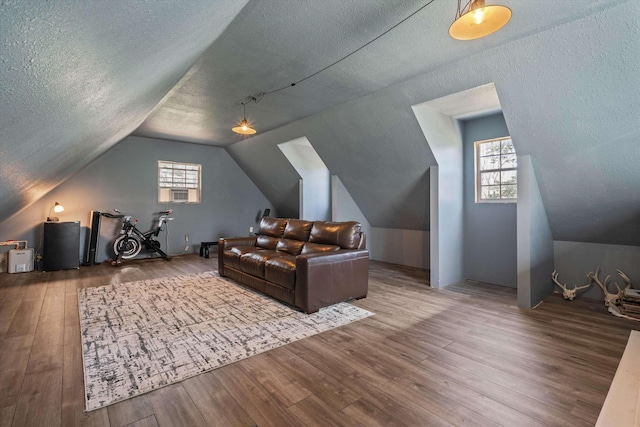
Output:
top-left (78, 271), bottom-right (373, 411)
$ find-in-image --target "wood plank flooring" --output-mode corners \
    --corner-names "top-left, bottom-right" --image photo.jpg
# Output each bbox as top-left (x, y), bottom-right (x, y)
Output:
top-left (0, 255), bottom-right (636, 426)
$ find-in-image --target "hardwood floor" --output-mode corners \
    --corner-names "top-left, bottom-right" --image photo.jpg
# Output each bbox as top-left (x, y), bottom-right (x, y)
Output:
top-left (0, 255), bottom-right (635, 426)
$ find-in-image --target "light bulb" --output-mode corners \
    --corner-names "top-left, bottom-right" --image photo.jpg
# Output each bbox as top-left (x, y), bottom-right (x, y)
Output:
top-left (232, 119), bottom-right (256, 135)
top-left (472, 9), bottom-right (485, 24)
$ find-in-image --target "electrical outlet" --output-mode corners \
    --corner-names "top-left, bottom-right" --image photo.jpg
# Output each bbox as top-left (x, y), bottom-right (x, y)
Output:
top-left (249, 226), bottom-right (254, 233)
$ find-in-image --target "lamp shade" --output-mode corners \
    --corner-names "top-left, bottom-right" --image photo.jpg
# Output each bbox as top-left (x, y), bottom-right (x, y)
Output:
top-left (47, 201), bottom-right (64, 221)
top-left (232, 101), bottom-right (257, 135)
top-left (232, 119), bottom-right (257, 135)
top-left (449, 1), bottom-right (511, 40)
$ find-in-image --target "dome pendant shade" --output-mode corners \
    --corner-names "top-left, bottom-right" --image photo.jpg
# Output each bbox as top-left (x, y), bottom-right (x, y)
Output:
top-left (449, 0), bottom-right (511, 40)
top-left (232, 102), bottom-right (257, 135)
top-left (232, 119), bottom-right (256, 135)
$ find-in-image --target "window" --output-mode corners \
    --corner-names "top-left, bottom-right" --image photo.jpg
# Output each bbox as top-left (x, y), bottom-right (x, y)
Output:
top-left (475, 137), bottom-right (517, 202)
top-left (158, 161), bottom-right (201, 203)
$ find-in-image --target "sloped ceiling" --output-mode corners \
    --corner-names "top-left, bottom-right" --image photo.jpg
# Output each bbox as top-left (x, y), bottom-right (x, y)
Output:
top-left (2, 0), bottom-right (639, 246)
top-left (0, 0), bottom-right (248, 223)
top-left (225, 0), bottom-right (640, 245)
top-left (134, 0), bottom-right (621, 146)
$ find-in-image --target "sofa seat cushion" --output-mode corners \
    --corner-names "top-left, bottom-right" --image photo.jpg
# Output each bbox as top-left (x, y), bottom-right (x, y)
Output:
top-left (265, 256), bottom-right (296, 289)
top-left (229, 246), bottom-right (260, 256)
top-left (239, 250), bottom-right (282, 278)
top-left (223, 246), bottom-right (260, 269)
top-left (276, 238), bottom-right (305, 255)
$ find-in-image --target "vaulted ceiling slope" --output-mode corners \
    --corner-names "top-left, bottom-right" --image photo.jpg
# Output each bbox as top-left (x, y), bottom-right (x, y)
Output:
top-left (2, 1), bottom-right (638, 246)
top-left (225, 0), bottom-right (640, 246)
top-left (0, 0), bottom-right (248, 223)
top-left (134, 0), bottom-right (621, 146)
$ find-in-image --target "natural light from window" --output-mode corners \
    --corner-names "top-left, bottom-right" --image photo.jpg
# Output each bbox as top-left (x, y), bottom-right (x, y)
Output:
top-left (158, 160), bottom-right (201, 204)
top-left (475, 137), bottom-right (517, 203)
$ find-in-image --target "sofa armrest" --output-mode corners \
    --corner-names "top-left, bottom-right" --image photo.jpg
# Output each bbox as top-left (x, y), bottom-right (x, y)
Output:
top-left (218, 237), bottom-right (257, 248)
top-left (218, 237), bottom-right (257, 275)
top-left (295, 249), bottom-right (369, 313)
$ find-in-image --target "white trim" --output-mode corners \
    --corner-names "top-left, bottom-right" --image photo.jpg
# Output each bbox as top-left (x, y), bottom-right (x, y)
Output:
top-left (474, 136), bottom-right (517, 203)
top-left (157, 160), bottom-right (202, 204)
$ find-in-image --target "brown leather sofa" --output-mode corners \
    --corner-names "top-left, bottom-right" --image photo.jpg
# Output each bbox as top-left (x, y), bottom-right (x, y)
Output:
top-left (218, 217), bottom-right (369, 313)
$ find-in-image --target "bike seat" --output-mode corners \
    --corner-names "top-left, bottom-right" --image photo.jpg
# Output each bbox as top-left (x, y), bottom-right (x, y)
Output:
top-left (158, 210), bottom-right (173, 215)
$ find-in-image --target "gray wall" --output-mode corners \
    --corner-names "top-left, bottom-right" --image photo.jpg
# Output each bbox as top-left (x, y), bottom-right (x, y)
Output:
top-left (332, 175), bottom-right (429, 269)
top-left (0, 136), bottom-right (274, 267)
top-left (369, 228), bottom-right (430, 269)
top-left (278, 138), bottom-right (331, 221)
top-left (226, 88), bottom-right (438, 232)
top-left (332, 175), bottom-right (372, 240)
top-left (517, 155), bottom-right (555, 308)
top-left (554, 241), bottom-right (640, 301)
top-left (224, 2), bottom-right (640, 249)
top-left (462, 113), bottom-right (517, 288)
top-left (413, 105), bottom-right (463, 288)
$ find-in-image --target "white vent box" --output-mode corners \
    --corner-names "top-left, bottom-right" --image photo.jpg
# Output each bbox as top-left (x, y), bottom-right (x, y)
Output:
top-left (8, 248), bottom-right (34, 273)
top-left (159, 188), bottom-right (198, 203)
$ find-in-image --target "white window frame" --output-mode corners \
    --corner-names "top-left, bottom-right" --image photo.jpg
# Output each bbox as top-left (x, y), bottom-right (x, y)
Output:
top-left (158, 160), bottom-right (201, 204)
top-left (474, 136), bottom-right (517, 203)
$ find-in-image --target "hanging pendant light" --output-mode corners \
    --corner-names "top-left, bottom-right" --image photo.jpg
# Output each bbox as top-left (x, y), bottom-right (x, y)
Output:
top-left (449, 0), bottom-right (511, 41)
top-left (232, 102), bottom-right (256, 135)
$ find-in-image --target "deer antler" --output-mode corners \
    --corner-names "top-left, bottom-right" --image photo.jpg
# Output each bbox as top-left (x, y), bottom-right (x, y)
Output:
top-left (588, 266), bottom-right (625, 308)
top-left (616, 269), bottom-right (633, 291)
top-left (551, 271), bottom-right (591, 300)
top-left (551, 271), bottom-right (567, 291)
top-left (587, 266), bottom-right (607, 291)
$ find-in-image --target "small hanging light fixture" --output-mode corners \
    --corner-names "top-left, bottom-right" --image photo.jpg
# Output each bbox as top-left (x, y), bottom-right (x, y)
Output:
top-left (232, 102), bottom-right (256, 135)
top-left (449, 0), bottom-right (511, 41)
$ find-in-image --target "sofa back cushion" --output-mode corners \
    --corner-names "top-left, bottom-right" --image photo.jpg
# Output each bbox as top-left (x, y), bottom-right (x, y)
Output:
top-left (284, 219), bottom-right (314, 241)
top-left (257, 235), bottom-right (279, 250)
top-left (301, 242), bottom-right (341, 254)
top-left (259, 217), bottom-right (287, 237)
top-left (309, 221), bottom-right (362, 249)
top-left (276, 239), bottom-right (305, 255)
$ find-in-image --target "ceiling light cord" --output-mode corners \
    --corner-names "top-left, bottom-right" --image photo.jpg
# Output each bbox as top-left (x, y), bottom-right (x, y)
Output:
top-left (456, 0), bottom-right (472, 19)
top-left (241, 0), bottom-right (437, 103)
top-left (241, 93), bottom-right (264, 106)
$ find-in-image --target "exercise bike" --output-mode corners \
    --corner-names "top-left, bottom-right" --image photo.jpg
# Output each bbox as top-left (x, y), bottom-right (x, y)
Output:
top-left (107, 209), bottom-right (174, 265)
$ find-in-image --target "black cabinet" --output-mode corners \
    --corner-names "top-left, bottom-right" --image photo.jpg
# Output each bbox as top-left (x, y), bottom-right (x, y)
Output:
top-left (43, 221), bottom-right (80, 271)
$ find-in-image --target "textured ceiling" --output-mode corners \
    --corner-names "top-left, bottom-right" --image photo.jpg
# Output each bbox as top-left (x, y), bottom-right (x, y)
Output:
top-left (0, 0), bottom-right (248, 223)
top-left (134, 0), bottom-right (620, 146)
top-left (2, 0), bottom-right (638, 246)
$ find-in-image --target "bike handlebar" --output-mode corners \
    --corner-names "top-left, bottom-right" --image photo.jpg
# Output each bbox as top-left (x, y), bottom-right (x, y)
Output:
top-left (101, 212), bottom-right (124, 219)
top-left (102, 209), bottom-right (172, 220)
